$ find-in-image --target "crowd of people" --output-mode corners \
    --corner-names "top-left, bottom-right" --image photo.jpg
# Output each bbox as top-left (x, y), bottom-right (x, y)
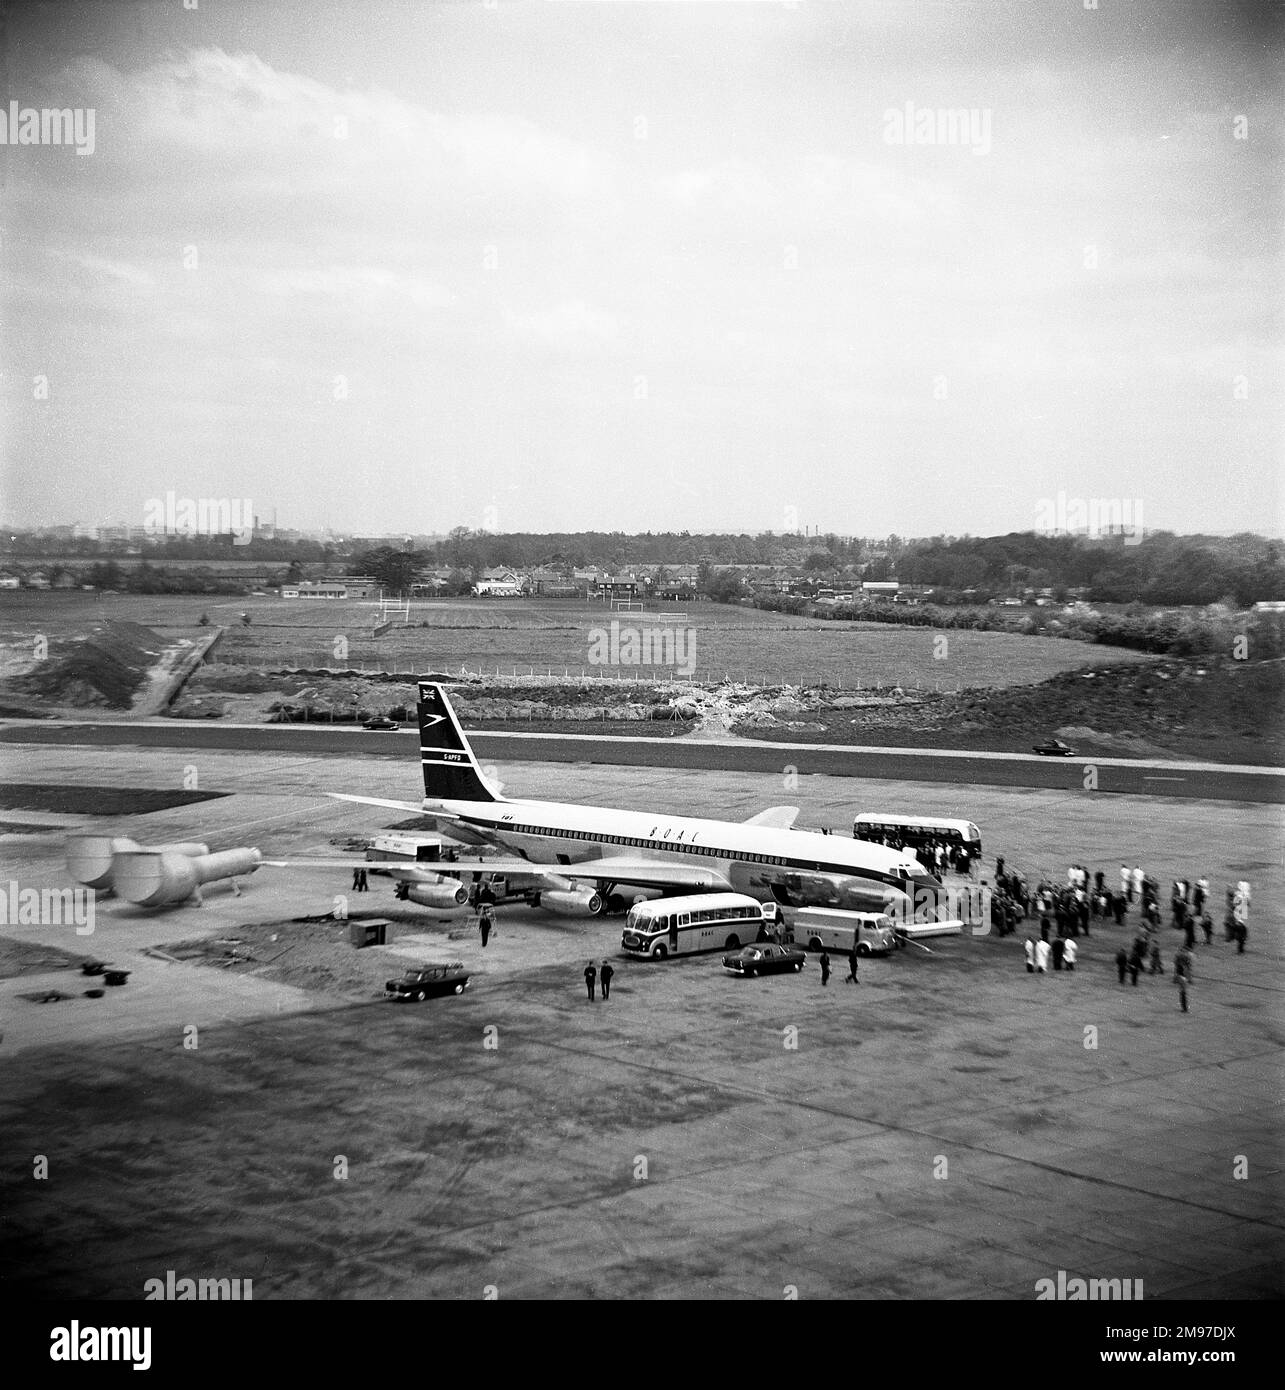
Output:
top-left (863, 831), bottom-right (976, 876)
top-left (1004, 855), bottom-right (1252, 1010)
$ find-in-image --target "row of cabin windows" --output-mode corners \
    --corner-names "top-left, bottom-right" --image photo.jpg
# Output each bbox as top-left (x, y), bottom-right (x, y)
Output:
top-left (638, 908), bottom-right (757, 932)
top-left (857, 826), bottom-right (971, 842)
top-left (505, 823), bottom-right (789, 867)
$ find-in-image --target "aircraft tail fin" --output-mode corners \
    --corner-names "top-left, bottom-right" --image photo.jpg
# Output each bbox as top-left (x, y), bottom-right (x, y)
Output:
top-left (417, 682), bottom-right (503, 804)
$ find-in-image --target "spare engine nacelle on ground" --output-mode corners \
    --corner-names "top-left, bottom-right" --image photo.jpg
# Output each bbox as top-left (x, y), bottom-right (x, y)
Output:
top-left (65, 836), bottom-right (210, 891)
top-left (113, 848), bottom-right (262, 907)
top-left (539, 886), bottom-right (605, 917)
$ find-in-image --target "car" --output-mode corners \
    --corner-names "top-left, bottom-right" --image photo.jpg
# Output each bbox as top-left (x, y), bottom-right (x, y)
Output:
top-left (363, 717), bottom-right (400, 731)
top-left (1032, 737), bottom-right (1076, 756)
top-left (384, 964), bottom-right (471, 1001)
top-left (721, 943), bottom-right (806, 977)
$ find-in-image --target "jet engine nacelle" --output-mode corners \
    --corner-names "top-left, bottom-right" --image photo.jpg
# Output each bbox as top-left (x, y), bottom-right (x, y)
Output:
top-left (113, 848), bottom-right (262, 907)
top-left (403, 879), bottom-right (469, 910)
top-left (65, 835), bottom-right (211, 891)
top-left (606, 886), bottom-right (665, 914)
top-left (539, 886), bottom-right (605, 917)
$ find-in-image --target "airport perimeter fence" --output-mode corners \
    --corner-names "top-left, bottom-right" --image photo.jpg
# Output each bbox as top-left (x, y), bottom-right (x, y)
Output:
top-left (238, 654), bottom-right (967, 694)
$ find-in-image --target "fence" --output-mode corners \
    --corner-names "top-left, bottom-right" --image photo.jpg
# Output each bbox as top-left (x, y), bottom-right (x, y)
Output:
top-left (229, 656), bottom-right (968, 693)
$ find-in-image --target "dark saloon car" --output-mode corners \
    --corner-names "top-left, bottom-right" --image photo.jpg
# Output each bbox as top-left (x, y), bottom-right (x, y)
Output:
top-left (721, 943), bottom-right (806, 977)
top-left (385, 964), bottom-right (470, 1001)
top-left (363, 716), bottom-right (400, 731)
top-left (1032, 737), bottom-right (1077, 756)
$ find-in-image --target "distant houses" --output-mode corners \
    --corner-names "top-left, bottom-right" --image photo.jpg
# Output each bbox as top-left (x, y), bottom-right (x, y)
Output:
top-left (282, 575), bottom-right (381, 600)
top-left (472, 569), bottom-right (522, 597)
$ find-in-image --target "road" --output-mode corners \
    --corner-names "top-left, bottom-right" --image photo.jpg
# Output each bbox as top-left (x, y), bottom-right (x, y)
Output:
top-left (3, 719), bottom-right (1282, 802)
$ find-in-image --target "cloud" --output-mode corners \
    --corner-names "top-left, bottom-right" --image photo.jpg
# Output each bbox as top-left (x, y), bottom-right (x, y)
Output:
top-left (50, 252), bottom-right (155, 290)
top-left (501, 299), bottom-right (619, 350)
top-left (255, 266), bottom-right (456, 312)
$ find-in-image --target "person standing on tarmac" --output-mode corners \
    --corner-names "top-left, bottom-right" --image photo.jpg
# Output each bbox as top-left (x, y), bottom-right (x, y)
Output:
top-left (1174, 945), bottom-right (1193, 1013)
top-left (583, 961), bottom-right (597, 1001)
top-left (820, 949), bottom-right (831, 987)
top-left (846, 943), bottom-right (860, 984)
top-left (599, 960), bottom-right (614, 1001)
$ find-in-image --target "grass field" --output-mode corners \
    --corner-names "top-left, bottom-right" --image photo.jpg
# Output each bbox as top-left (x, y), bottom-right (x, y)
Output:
top-left (0, 592), bottom-right (1155, 695)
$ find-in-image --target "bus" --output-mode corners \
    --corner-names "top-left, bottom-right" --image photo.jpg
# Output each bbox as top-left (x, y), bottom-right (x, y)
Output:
top-left (621, 893), bottom-right (767, 959)
top-left (852, 813), bottom-right (982, 869)
top-left (789, 907), bottom-right (898, 956)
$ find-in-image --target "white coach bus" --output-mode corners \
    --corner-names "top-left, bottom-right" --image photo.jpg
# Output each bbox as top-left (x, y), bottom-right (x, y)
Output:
top-left (621, 893), bottom-right (768, 959)
top-left (852, 813), bottom-right (982, 869)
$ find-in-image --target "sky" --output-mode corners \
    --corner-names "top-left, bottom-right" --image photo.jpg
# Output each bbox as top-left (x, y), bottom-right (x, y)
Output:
top-left (1, 0), bottom-right (1281, 539)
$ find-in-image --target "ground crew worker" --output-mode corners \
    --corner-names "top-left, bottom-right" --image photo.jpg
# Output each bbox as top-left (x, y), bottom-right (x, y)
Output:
top-left (1174, 945), bottom-right (1193, 1012)
top-left (820, 949), bottom-right (830, 986)
top-left (846, 944), bottom-right (859, 984)
top-left (600, 960), bottom-right (614, 1001)
top-left (583, 961), bottom-right (596, 1001)
top-left (1128, 940), bottom-right (1143, 986)
top-left (478, 905), bottom-right (494, 948)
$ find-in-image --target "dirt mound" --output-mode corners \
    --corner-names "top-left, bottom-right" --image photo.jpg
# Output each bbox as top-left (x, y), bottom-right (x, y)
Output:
top-left (734, 658), bottom-right (1285, 763)
top-left (952, 659), bottom-right (1285, 746)
top-left (6, 621), bottom-right (167, 710)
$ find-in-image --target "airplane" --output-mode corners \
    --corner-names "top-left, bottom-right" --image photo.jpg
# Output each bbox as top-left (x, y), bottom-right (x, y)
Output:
top-left (328, 681), bottom-right (945, 920)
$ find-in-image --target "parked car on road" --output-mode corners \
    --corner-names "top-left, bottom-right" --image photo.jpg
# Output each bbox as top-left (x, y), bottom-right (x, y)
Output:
top-left (1032, 737), bottom-right (1076, 756)
top-left (385, 964), bottom-right (470, 1000)
top-left (363, 717), bottom-right (400, 731)
top-left (721, 943), bottom-right (806, 977)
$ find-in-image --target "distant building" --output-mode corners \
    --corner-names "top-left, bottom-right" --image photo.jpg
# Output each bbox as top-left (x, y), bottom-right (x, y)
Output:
top-left (861, 581), bottom-right (900, 595)
top-left (596, 574), bottom-right (639, 602)
top-left (473, 569), bottom-right (522, 597)
top-left (282, 579), bottom-right (369, 599)
top-left (331, 575), bottom-right (381, 598)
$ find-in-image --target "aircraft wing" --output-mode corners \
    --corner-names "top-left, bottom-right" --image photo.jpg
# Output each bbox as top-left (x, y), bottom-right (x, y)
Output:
top-left (259, 859), bottom-right (453, 871)
top-left (261, 855), bottom-right (732, 892)
top-left (326, 793), bottom-right (430, 815)
top-left (742, 805), bottom-right (800, 829)
top-left (422, 856), bottom-right (735, 892)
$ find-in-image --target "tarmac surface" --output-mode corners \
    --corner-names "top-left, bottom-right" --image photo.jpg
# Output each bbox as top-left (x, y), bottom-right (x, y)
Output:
top-left (2, 718), bottom-right (1283, 802)
top-left (0, 739), bottom-right (1281, 1299)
